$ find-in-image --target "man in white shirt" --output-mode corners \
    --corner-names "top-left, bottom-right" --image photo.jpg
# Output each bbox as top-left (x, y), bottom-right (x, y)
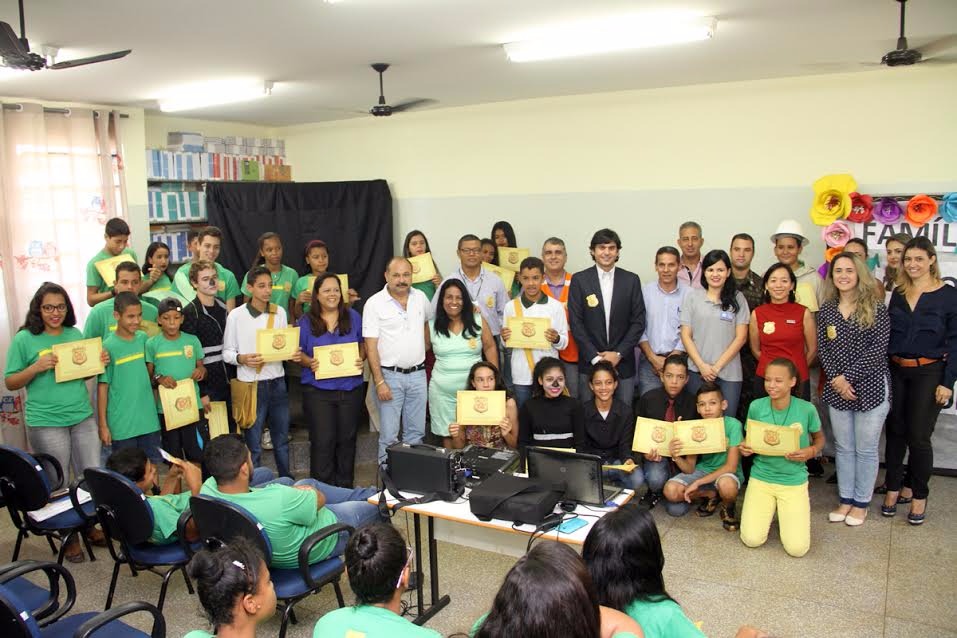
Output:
top-left (223, 266), bottom-right (302, 478)
top-left (364, 257), bottom-right (430, 463)
top-left (502, 257), bottom-right (569, 407)
top-left (676, 221), bottom-right (705, 289)
top-left (637, 247), bottom-right (689, 398)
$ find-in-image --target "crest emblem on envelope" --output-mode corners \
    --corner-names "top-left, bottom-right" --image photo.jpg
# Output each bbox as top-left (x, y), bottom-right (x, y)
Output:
top-left (71, 347), bottom-right (87, 366)
top-left (691, 426), bottom-right (708, 442)
top-left (474, 396), bottom-right (488, 413)
top-left (174, 396), bottom-right (192, 412)
top-left (521, 322), bottom-right (536, 338)
top-left (330, 349), bottom-right (344, 366)
top-left (271, 334), bottom-right (286, 350)
top-left (411, 261), bottom-right (421, 274)
top-left (508, 252), bottom-right (519, 264)
top-left (763, 429), bottom-right (780, 446)
top-left (651, 426), bottom-right (667, 443)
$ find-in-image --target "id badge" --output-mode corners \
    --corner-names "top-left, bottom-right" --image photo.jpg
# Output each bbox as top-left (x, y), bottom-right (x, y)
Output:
top-left (719, 310), bottom-right (734, 322)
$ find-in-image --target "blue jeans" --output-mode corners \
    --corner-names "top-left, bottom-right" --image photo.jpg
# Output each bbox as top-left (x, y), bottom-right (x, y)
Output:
top-left (513, 384), bottom-right (533, 410)
top-left (375, 369), bottom-right (427, 463)
top-left (830, 401), bottom-right (890, 507)
top-left (244, 377), bottom-right (290, 478)
top-left (292, 479), bottom-right (381, 558)
top-left (664, 469), bottom-right (741, 517)
top-left (251, 466), bottom-right (280, 487)
top-left (112, 431), bottom-right (162, 465)
top-left (603, 458), bottom-right (645, 493)
top-left (637, 357), bottom-right (664, 398)
top-left (579, 373), bottom-right (635, 407)
top-left (643, 458), bottom-right (672, 492)
top-left (687, 372), bottom-right (741, 420)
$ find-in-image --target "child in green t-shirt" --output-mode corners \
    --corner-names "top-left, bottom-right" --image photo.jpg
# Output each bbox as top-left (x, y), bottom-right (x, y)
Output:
top-left (662, 381), bottom-right (743, 531)
top-left (146, 298), bottom-right (207, 463)
top-left (739, 358), bottom-right (824, 558)
top-left (243, 232), bottom-right (299, 314)
top-left (291, 239), bottom-right (361, 321)
top-left (97, 292), bottom-right (162, 462)
top-left (86, 217), bottom-right (139, 307)
top-left (139, 240), bottom-right (175, 299)
top-left (172, 226), bottom-right (241, 310)
top-left (85, 261), bottom-right (160, 340)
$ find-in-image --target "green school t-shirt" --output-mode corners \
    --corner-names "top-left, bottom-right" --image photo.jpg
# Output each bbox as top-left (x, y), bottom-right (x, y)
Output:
top-left (86, 247), bottom-right (138, 292)
top-left (694, 416), bottom-right (745, 483)
top-left (145, 333), bottom-right (204, 413)
top-left (412, 280), bottom-right (437, 301)
top-left (314, 605), bottom-right (442, 638)
top-left (199, 478), bottom-right (338, 569)
top-left (146, 491), bottom-right (191, 544)
top-left (83, 298), bottom-right (159, 341)
top-left (245, 265), bottom-right (299, 309)
top-left (182, 632), bottom-right (213, 638)
top-left (747, 396), bottom-right (821, 486)
top-left (141, 272), bottom-right (173, 295)
top-left (173, 262), bottom-right (241, 303)
top-left (98, 332), bottom-right (160, 441)
top-left (624, 598), bottom-right (704, 638)
top-left (4, 328), bottom-right (93, 426)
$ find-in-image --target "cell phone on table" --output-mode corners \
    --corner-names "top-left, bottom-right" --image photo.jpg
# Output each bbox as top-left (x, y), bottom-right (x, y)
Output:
top-left (557, 517), bottom-right (588, 534)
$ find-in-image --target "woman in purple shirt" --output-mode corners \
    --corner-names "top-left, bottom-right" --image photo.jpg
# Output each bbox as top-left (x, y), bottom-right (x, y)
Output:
top-left (298, 272), bottom-right (366, 487)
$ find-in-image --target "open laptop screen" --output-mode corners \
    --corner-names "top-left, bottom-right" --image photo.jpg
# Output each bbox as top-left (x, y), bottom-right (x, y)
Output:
top-left (526, 447), bottom-right (605, 506)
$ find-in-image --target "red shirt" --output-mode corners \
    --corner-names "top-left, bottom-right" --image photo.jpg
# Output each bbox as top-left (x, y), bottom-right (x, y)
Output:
top-left (754, 302), bottom-right (809, 382)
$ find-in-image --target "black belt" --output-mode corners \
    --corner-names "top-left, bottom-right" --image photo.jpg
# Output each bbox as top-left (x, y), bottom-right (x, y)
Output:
top-left (383, 363), bottom-right (425, 374)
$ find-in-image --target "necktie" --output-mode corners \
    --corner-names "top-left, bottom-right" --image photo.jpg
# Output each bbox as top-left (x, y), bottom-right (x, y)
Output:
top-left (665, 398), bottom-right (676, 422)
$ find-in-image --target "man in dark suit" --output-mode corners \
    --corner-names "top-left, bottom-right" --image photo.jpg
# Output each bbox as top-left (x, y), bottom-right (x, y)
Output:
top-left (568, 228), bottom-right (646, 407)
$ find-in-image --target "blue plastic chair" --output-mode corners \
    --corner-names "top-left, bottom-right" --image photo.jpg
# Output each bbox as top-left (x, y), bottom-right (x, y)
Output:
top-left (187, 494), bottom-right (352, 638)
top-left (0, 446), bottom-right (96, 564)
top-left (0, 561), bottom-right (60, 622)
top-left (81, 468), bottom-right (194, 611)
top-left (0, 561), bottom-right (164, 637)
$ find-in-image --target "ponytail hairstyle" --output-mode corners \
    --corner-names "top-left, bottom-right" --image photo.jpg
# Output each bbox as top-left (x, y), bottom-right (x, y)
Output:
top-left (187, 538), bottom-right (266, 628)
top-left (344, 523), bottom-right (409, 606)
top-left (700, 249), bottom-right (740, 313)
top-left (249, 231), bottom-right (282, 272)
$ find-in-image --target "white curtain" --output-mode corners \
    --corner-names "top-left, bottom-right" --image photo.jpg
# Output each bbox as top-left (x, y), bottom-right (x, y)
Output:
top-left (0, 104), bottom-right (127, 446)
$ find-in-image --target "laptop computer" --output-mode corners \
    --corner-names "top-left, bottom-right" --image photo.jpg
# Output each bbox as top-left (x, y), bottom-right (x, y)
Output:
top-left (459, 445), bottom-right (521, 487)
top-left (526, 446), bottom-right (622, 507)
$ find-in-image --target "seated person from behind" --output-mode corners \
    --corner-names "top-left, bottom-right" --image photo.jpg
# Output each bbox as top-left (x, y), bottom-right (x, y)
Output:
top-left (661, 382), bottom-right (743, 530)
top-left (313, 523), bottom-right (441, 637)
top-left (449, 361), bottom-right (519, 449)
top-left (105, 447), bottom-right (201, 544)
top-left (184, 537), bottom-right (276, 638)
top-left (199, 434), bottom-right (381, 569)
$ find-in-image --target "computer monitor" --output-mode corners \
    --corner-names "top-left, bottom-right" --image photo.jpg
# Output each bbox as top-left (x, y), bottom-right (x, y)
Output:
top-left (526, 447), bottom-right (620, 507)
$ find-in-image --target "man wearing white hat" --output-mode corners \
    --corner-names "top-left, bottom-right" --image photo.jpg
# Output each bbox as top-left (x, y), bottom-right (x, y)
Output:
top-left (771, 220), bottom-right (823, 312)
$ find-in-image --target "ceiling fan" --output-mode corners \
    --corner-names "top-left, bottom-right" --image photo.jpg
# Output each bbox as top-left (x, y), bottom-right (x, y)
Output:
top-left (367, 63), bottom-right (435, 116)
top-left (877, 0), bottom-right (956, 66)
top-left (0, 0), bottom-right (131, 71)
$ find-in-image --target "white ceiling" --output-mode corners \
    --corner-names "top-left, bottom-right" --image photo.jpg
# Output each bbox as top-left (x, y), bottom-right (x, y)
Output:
top-left (0, 0), bottom-right (955, 126)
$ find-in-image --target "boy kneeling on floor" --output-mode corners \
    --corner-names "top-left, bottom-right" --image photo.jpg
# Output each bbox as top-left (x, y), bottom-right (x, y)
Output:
top-left (662, 381), bottom-right (743, 531)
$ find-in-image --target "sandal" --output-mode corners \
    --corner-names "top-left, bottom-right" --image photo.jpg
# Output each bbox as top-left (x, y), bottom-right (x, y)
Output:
top-left (63, 538), bottom-right (85, 564)
top-left (720, 503), bottom-right (740, 531)
top-left (696, 496), bottom-right (721, 517)
top-left (86, 527), bottom-right (108, 547)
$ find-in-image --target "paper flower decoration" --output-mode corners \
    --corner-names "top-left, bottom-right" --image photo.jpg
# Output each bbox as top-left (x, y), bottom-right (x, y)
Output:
top-left (822, 221), bottom-right (852, 248)
top-left (810, 174), bottom-right (857, 226)
top-left (943, 192), bottom-right (957, 223)
top-left (905, 194), bottom-right (938, 227)
top-left (847, 193), bottom-right (874, 223)
top-left (873, 198), bottom-right (903, 224)
top-left (818, 246), bottom-right (845, 278)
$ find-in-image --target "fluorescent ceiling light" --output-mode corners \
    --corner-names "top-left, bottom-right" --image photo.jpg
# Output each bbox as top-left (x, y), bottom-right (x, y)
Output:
top-left (159, 80), bottom-right (274, 113)
top-left (503, 14), bottom-right (716, 62)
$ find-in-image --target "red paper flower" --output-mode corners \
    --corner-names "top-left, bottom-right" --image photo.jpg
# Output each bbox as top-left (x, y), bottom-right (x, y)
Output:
top-left (847, 192), bottom-right (873, 223)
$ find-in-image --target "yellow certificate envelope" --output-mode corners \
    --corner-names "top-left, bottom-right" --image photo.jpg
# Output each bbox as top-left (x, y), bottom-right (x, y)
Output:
top-left (52, 338), bottom-right (104, 383)
top-left (312, 342), bottom-right (362, 380)
top-left (409, 253), bottom-right (437, 284)
top-left (505, 316), bottom-right (552, 350)
top-left (497, 247), bottom-right (530, 273)
top-left (337, 274), bottom-right (349, 294)
top-left (159, 379), bottom-right (200, 430)
top-left (256, 326), bottom-right (300, 362)
top-left (632, 417), bottom-right (675, 457)
top-left (745, 420), bottom-right (802, 457)
top-left (604, 463), bottom-right (639, 473)
top-left (207, 401), bottom-right (229, 438)
top-left (674, 418), bottom-right (728, 456)
top-left (482, 263), bottom-right (515, 292)
top-left (140, 320), bottom-right (161, 338)
top-left (95, 254), bottom-right (136, 288)
top-left (456, 390), bottom-right (506, 426)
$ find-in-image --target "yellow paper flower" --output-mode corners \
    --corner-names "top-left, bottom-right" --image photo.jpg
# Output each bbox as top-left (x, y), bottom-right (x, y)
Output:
top-left (809, 174), bottom-right (857, 226)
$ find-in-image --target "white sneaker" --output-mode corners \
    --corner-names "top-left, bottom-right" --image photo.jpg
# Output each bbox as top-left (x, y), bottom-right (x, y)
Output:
top-left (828, 509), bottom-right (848, 523)
top-left (262, 430), bottom-right (273, 450)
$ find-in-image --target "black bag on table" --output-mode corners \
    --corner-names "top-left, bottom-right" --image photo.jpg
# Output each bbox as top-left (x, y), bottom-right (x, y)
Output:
top-left (469, 472), bottom-right (564, 526)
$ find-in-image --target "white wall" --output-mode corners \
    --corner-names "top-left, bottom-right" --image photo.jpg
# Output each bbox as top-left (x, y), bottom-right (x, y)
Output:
top-left (279, 65), bottom-right (957, 281)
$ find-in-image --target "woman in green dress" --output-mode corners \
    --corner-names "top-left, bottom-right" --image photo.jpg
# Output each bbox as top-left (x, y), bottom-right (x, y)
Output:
top-left (427, 279), bottom-right (497, 447)
top-left (403, 229), bottom-right (442, 301)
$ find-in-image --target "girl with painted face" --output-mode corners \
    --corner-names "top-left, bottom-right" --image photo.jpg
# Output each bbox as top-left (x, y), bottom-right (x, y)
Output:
top-left (517, 356), bottom-right (584, 455)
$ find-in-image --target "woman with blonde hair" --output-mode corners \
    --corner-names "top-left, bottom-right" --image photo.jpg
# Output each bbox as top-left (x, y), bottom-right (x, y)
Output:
top-left (817, 253), bottom-right (890, 527)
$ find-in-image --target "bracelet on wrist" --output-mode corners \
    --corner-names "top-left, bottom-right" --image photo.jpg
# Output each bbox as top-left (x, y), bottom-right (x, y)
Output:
top-left (375, 379), bottom-right (385, 387)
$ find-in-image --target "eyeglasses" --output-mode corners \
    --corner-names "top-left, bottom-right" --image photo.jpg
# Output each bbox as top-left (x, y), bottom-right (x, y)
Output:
top-left (396, 545), bottom-right (414, 589)
top-left (41, 304), bottom-right (67, 313)
top-left (459, 248), bottom-right (481, 255)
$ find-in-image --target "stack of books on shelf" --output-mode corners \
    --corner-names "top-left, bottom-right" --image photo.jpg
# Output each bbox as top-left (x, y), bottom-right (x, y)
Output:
top-left (148, 185), bottom-right (207, 223)
top-left (146, 149), bottom-right (289, 181)
top-left (149, 229), bottom-right (190, 264)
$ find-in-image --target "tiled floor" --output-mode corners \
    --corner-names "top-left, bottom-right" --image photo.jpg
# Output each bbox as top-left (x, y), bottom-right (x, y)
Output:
top-left (2, 428), bottom-right (955, 638)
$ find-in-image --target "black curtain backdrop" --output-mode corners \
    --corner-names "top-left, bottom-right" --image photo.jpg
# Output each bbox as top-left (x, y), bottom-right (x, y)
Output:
top-left (205, 180), bottom-right (393, 311)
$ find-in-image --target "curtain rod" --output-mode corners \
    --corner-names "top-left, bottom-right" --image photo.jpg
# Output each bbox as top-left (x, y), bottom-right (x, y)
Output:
top-left (1, 104), bottom-right (129, 118)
